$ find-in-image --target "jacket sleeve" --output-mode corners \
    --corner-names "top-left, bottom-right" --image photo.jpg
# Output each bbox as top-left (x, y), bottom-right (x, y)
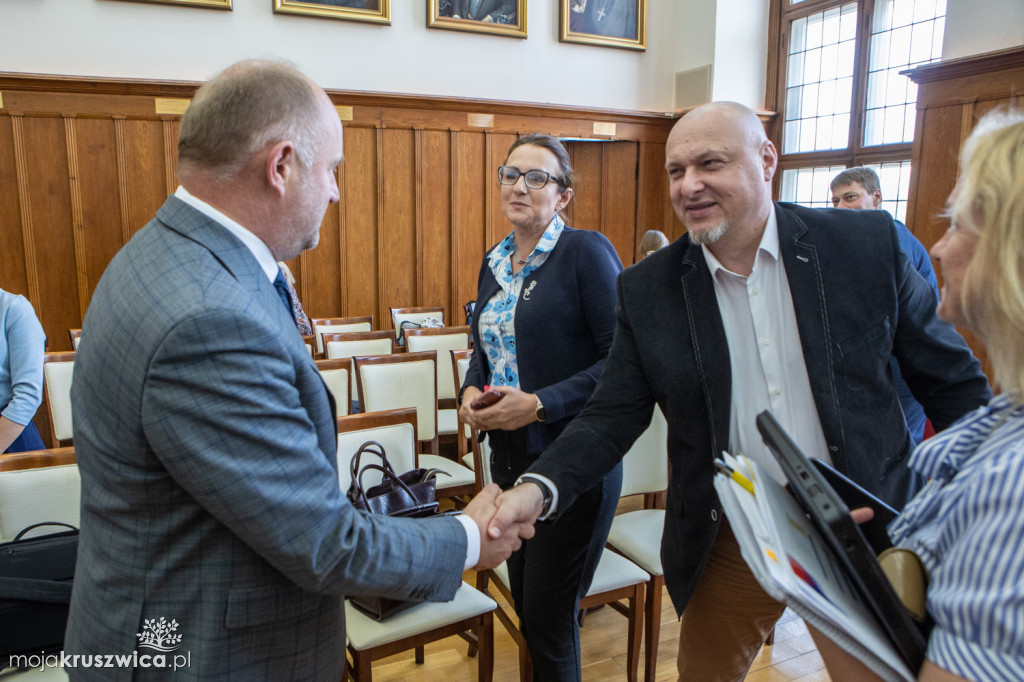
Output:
top-left (2, 296), bottom-right (45, 425)
top-left (534, 231), bottom-right (623, 424)
top-left (141, 308), bottom-right (466, 601)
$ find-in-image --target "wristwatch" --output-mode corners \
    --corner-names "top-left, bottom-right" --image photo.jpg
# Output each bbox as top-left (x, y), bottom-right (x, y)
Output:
top-left (535, 395), bottom-right (547, 423)
top-left (518, 475), bottom-right (553, 518)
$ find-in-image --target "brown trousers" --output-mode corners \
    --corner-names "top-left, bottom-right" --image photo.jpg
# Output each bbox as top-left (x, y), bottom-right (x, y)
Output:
top-left (676, 519), bottom-right (787, 681)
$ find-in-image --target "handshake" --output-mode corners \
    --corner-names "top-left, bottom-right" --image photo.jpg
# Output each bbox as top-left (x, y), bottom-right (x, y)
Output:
top-left (462, 482), bottom-right (547, 569)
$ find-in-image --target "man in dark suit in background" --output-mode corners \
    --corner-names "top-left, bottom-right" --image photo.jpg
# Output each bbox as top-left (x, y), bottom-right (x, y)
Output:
top-left (488, 101), bottom-right (989, 681)
top-left (66, 60), bottom-right (530, 681)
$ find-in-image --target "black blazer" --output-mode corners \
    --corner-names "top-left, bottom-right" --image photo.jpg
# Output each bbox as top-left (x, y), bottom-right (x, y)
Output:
top-left (527, 203), bottom-right (991, 614)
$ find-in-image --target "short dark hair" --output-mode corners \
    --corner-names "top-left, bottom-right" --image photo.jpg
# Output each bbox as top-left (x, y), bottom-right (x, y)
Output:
top-left (178, 60), bottom-right (324, 180)
top-left (830, 167), bottom-right (880, 193)
top-left (505, 134), bottom-right (575, 191)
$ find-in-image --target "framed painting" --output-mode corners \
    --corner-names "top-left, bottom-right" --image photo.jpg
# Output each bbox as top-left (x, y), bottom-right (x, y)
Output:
top-left (427, 0), bottom-right (527, 39)
top-left (274, 0), bottom-right (390, 24)
top-left (121, 0), bottom-right (231, 8)
top-left (560, 0), bottom-right (646, 51)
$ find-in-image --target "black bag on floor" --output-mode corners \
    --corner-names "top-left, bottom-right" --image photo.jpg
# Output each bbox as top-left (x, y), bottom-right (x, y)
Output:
top-left (0, 522), bottom-right (79, 661)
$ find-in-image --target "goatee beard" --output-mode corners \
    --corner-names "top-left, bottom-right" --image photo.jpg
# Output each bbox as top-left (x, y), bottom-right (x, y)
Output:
top-left (688, 221), bottom-right (728, 245)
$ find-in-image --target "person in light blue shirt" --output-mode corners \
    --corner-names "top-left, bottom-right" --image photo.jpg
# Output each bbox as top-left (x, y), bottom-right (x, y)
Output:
top-left (831, 166), bottom-right (942, 446)
top-left (0, 287), bottom-right (46, 453)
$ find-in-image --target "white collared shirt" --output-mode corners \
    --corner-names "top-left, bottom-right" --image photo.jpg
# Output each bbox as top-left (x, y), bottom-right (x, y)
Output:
top-left (174, 186), bottom-right (280, 284)
top-left (702, 207), bottom-right (832, 483)
top-left (174, 186), bottom-right (482, 568)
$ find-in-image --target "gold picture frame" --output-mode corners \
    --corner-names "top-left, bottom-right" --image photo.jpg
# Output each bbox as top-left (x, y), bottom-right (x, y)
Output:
top-left (559, 0), bottom-right (646, 51)
top-left (427, 0), bottom-right (527, 39)
top-left (121, 0), bottom-right (231, 9)
top-left (274, 0), bottom-right (390, 24)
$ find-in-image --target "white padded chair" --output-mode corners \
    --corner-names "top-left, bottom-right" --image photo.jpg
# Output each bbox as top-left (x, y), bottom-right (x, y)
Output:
top-left (404, 326), bottom-right (471, 441)
top-left (324, 331), bottom-right (395, 411)
top-left (353, 352), bottom-right (478, 501)
top-left (333, 408), bottom-right (496, 682)
top-left (389, 305), bottom-right (445, 344)
top-left (67, 329), bottom-right (82, 350)
top-left (41, 352), bottom-right (76, 447)
top-left (315, 358), bottom-right (351, 417)
top-left (605, 406), bottom-right (669, 682)
top-left (0, 448), bottom-right (79, 543)
top-left (310, 315), bottom-right (373, 356)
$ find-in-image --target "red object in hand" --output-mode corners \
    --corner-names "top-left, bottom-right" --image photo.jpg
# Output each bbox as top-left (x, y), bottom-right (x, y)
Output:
top-left (470, 386), bottom-right (504, 409)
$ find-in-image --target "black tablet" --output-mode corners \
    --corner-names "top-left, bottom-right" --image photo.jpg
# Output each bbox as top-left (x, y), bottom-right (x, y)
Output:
top-left (755, 410), bottom-right (927, 672)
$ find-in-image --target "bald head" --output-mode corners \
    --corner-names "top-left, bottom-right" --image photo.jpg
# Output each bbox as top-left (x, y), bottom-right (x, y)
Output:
top-left (178, 59), bottom-right (330, 182)
top-left (664, 101), bottom-right (777, 268)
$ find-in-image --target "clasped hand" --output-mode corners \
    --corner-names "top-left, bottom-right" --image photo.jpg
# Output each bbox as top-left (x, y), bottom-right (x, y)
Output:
top-left (459, 385), bottom-right (539, 432)
top-left (463, 482), bottom-right (547, 569)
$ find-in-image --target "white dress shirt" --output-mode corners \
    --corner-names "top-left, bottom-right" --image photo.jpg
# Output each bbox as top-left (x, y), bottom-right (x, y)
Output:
top-left (173, 187), bottom-right (481, 568)
top-left (702, 207), bottom-right (832, 483)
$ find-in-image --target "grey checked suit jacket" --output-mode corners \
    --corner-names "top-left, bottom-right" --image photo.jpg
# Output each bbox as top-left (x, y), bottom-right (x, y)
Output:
top-left (65, 196), bottom-right (466, 681)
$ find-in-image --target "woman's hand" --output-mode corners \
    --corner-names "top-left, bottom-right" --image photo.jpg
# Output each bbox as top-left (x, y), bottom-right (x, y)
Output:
top-left (459, 385), bottom-right (541, 432)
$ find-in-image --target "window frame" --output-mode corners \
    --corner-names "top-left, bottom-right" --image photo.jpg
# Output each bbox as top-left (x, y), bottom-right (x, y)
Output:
top-left (766, 0), bottom-right (919, 199)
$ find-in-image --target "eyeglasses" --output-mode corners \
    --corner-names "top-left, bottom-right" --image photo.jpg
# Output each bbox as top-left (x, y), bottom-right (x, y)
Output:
top-left (497, 166), bottom-right (564, 190)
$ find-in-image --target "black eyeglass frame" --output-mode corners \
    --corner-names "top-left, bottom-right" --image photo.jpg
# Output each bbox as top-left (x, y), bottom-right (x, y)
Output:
top-left (497, 165), bottom-right (565, 190)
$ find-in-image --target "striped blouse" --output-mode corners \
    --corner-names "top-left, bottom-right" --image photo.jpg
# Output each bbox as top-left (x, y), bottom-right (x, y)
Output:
top-left (888, 394), bottom-right (1024, 681)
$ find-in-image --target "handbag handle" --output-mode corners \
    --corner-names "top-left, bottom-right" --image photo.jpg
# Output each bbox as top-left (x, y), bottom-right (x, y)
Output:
top-left (349, 441), bottom-right (396, 491)
top-left (354, 462), bottom-right (420, 510)
top-left (12, 522), bottom-right (79, 543)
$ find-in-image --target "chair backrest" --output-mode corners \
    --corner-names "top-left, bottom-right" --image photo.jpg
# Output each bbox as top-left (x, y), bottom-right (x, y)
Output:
top-left (42, 351), bottom-right (76, 444)
top-left (302, 334), bottom-right (315, 357)
top-left (324, 331), bottom-right (395, 401)
top-left (405, 326), bottom-right (471, 402)
top-left (619, 406), bottom-right (669, 498)
top-left (336, 408), bottom-right (418, 493)
top-left (354, 351), bottom-right (438, 453)
top-left (451, 349), bottom-right (474, 442)
top-left (311, 316), bottom-right (373, 354)
top-left (390, 306), bottom-right (445, 341)
top-left (68, 329), bottom-right (82, 350)
top-left (0, 449), bottom-right (80, 542)
top-left (315, 357), bottom-right (351, 417)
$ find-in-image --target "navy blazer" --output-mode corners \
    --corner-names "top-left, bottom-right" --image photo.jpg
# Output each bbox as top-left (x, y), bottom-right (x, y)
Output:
top-left (463, 226), bottom-right (623, 465)
top-left (527, 203), bottom-right (991, 614)
top-left (67, 196), bottom-right (466, 681)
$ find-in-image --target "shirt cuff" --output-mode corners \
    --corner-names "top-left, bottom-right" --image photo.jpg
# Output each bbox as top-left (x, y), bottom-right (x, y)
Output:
top-left (517, 473), bottom-right (559, 521)
top-left (456, 512), bottom-right (480, 570)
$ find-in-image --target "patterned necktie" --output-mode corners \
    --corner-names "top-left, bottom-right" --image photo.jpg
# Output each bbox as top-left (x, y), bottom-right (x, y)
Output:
top-left (272, 268), bottom-right (313, 336)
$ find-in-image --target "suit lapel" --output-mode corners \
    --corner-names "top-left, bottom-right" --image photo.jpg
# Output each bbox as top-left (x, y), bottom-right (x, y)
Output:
top-left (776, 203), bottom-right (842, 458)
top-left (678, 242), bottom-right (732, 458)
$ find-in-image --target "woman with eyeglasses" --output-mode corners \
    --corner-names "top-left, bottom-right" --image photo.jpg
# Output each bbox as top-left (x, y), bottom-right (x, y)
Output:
top-left (459, 134), bottom-right (623, 681)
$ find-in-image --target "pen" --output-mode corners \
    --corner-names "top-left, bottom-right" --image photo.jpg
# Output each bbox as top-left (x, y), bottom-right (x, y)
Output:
top-left (715, 460), bottom-right (756, 496)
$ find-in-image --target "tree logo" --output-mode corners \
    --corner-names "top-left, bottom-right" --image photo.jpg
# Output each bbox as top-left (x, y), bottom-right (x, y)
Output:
top-left (136, 617), bottom-right (183, 652)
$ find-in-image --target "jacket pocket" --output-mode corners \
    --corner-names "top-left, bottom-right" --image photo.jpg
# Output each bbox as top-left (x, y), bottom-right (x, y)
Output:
top-left (835, 318), bottom-right (891, 393)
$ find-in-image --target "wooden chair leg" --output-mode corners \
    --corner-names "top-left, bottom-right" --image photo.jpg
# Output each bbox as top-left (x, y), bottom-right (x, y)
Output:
top-left (626, 583), bottom-right (645, 682)
top-left (352, 649), bottom-right (373, 682)
top-left (478, 612), bottom-right (494, 682)
top-left (643, 575), bottom-right (663, 682)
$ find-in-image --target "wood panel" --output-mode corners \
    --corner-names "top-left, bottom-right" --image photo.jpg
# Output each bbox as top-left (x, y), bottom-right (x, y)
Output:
top-left (0, 72), bottom-right (678, 362)
top-left (905, 46), bottom-right (1024, 384)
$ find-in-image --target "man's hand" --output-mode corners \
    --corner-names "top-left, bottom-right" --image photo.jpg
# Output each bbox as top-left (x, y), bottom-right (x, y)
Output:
top-left (463, 483), bottom-right (536, 569)
top-left (487, 482), bottom-right (545, 543)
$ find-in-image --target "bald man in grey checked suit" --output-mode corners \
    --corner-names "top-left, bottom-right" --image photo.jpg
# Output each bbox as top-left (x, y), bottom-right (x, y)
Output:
top-left (64, 60), bottom-right (530, 681)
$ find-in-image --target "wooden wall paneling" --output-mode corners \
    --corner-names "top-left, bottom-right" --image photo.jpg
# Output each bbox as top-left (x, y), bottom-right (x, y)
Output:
top-left (18, 115), bottom-right (77, 351)
top-left (121, 119), bottom-right (169, 238)
top-left (599, 141), bottom-right (639, 266)
top-left (455, 131), bottom-right (489, 318)
top-left (487, 133), bottom-right (516, 250)
top-left (906, 105), bottom-right (964, 249)
top-left (161, 117), bottom-right (179, 197)
top-left (63, 116), bottom-right (90, 322)
top-left (380, 128), bottom-right (418, 325)
top-left (340, 125), bottom-right (379, 322)
top-left (302, 186), bottom-right (344, 320)
top-left (0, 116), bottom-right (29, 298)
top-left (419, 129), bottom-right (454, 324)
top-left (113, 118), bottom-right (134, 244)
top-left (564, 142), bottom-right (602, 234)
top-left (74, 118), bottom-right (126, 311)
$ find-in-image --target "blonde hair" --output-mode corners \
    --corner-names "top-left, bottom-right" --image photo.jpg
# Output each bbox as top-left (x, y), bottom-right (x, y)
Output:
top-left (639, 230), bottom-right (669, 258)
top-left (955, 109), bottom-right (1024, 400)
